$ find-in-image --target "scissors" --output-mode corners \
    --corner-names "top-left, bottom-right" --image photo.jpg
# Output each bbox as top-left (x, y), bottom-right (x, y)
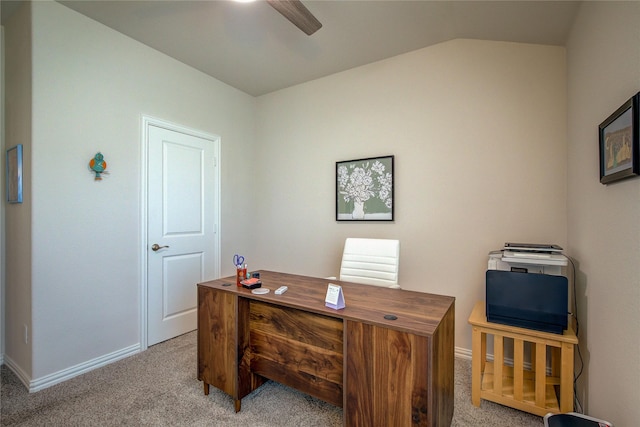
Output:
top-left (233, 254), bottom-right (245, 268)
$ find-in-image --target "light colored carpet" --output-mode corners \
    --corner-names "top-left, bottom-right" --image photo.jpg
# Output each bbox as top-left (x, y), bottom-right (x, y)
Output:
top-left (1, 331), bottom-right (543, 426)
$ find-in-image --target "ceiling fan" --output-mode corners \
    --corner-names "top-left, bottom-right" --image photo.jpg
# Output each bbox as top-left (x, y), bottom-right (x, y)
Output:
top-left (266, 0), bottom-right (322, 35)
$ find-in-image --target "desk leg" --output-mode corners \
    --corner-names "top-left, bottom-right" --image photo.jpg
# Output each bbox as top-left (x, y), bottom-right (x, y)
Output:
top-left (235, 399), bottom-right (241, 413)
top-left (471, 327), bottom-right (484, 407)
top-left (203, 382), bottom-right (209, 395)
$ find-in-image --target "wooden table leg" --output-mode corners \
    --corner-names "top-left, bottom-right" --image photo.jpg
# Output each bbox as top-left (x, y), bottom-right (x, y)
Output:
top-left (234, 399), bottom-right (242, 413)
top-left (494, 335), bottom-right (504, 396)
top-left (203, 382), bottom-right (210, 395)
top-left (559, 342), bottom-right (574, 412)
top-left (472, 327), bottom-right (483, 407)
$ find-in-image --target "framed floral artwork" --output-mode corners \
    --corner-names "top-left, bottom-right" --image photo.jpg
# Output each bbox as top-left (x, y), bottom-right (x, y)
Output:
top-left (336, 155), bottom-right (394, 221)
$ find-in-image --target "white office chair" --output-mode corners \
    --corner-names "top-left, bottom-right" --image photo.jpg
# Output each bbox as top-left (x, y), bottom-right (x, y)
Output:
top-left (337, 238), bottom-right (400, 289)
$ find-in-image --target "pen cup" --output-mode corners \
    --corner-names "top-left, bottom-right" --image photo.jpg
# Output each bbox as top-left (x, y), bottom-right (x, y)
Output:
top-left (237, 268), bottom-right (246, 286)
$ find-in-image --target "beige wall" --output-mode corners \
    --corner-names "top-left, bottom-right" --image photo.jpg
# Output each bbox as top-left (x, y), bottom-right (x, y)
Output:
top-left (254, 39), bottom-right (568, 353)
top-left (567, 2), bottom-right (640, 424)
top-left (3, 1), bottom-right (33, 380)
top-left (4, 1), bottom-right (256, 384)
top-left (4, 2), bottom-right (638, 423)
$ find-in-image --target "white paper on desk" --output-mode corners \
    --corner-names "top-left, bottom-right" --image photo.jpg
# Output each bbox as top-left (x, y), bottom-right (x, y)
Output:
top-left (325, 283), bottom-right (345, 310)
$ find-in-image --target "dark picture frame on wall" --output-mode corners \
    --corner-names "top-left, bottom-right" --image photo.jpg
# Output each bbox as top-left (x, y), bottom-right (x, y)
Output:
top-left (599, 92), bottom-right (639, 184)
top-left (336, 155), bottom-right (394, 221)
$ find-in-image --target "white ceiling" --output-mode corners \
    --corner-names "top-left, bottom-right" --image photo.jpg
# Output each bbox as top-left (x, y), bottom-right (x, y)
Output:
top-left (3, 1), bottom-right (581, 96)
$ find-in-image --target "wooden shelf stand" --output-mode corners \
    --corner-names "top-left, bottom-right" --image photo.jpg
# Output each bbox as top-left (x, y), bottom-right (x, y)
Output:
top-left (468, 301), bottom-right (578, 417)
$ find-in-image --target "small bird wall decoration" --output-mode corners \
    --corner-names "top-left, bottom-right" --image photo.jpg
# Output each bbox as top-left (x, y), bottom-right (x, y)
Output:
top-left (89, 152), bottom-right (108, 180)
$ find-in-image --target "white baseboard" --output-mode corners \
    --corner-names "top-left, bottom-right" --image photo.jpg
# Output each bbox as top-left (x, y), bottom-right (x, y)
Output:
top-left (6, 344), bottom-right (545, 392)
top-left (3, 354), bottom-right (32, 388)
top-left (29, 344), bottom-right (141, 392)
top-left (5, 343), bottom-right (141, 393)
top-left (455, 346), bottom-right (472, 360)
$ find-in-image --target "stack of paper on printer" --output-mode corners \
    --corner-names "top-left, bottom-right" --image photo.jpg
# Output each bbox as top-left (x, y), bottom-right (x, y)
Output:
top-left (502, 243), bottom-right (566, 265)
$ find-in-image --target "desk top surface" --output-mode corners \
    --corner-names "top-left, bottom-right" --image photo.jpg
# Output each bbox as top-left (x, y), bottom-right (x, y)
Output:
top-left (198, 270), bottom-right (455, 337)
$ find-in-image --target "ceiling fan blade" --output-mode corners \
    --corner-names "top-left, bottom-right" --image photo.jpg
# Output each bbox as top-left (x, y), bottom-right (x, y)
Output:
top-left (266, 0), bottom-right (322, 35)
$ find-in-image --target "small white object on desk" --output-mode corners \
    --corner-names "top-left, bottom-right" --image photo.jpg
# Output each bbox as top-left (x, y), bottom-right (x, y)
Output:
top-left (275, 286), bottom-right (288, 295)
top-left (325, 283), bottom-right (345, 310)
top-left (251, 288), bottom-right (270, 295)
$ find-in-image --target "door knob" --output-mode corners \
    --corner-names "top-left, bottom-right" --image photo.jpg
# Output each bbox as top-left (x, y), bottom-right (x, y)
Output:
top-left (151, 244), bottom-right (169, 252)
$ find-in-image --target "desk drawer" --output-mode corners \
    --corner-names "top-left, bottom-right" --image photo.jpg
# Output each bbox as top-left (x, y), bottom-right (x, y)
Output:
top-left (249, 301), bottom-right (344, 407)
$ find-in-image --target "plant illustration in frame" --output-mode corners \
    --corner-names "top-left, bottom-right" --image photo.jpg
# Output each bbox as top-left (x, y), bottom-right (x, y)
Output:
top-left (336, 155), bottom-right (394, 221)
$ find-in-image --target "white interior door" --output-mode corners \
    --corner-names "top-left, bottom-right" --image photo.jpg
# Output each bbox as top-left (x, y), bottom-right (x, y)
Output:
top-left (146, 123), bottom-right (219, 346)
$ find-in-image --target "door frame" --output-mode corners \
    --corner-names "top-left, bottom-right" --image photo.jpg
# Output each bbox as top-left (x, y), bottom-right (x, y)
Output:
top-left (139, 115), bottom-right (221, 350)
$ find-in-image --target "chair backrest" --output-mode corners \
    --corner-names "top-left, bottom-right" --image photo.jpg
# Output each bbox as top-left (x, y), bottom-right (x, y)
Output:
top-left (339, 238), bottom-right (400, 289)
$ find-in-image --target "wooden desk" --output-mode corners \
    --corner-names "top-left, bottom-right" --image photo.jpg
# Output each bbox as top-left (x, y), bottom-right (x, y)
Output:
top-left (468, 301), bottom-right (578, 417)
top-left (197, 270), bottom-right (455, 427)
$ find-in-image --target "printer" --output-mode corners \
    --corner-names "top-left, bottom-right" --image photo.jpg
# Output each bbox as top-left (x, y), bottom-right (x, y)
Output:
top-left (486, 243), bottom-right (569, 334)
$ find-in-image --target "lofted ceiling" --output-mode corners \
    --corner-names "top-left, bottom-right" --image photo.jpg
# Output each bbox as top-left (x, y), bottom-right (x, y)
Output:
top-left (2, 1), bottom-right (581, 96)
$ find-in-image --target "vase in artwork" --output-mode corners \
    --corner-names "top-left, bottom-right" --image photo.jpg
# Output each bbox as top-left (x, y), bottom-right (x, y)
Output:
top-left (352, 201), bottom-right (365, 219)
